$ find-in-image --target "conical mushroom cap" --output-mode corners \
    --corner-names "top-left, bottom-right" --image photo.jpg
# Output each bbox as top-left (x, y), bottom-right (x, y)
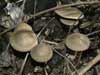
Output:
top-left (65, 33), bottom-right (90, 51)
top-left (10, 31), bottom-right (38, 52)
top-left (30, 43), bottom-right (53, 63)
top-left (15, 23), bottom-right (32, 32)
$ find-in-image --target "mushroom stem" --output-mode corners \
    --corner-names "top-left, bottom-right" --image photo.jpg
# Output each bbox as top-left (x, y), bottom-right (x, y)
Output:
top-left (74, 52), bottom-right (78, 58)
top-left (75, 52), bottom-right (83, 68)
top-left (78, 55), bottom-right (100, 75)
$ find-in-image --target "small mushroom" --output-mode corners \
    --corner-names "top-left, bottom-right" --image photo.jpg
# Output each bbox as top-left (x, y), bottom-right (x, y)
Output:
top-left (65, 33), bottom-right (90, 51)
top-left (15, 22), bottom-right (32, 32)
top-left (10, 30), bottom-right (38, 52)
top-left (30, 43), bottom-right (53, 63)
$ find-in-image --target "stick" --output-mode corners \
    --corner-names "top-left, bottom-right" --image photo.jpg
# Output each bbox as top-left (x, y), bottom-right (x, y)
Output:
top-left (72, 54), bottom-right (100, 75)
top-left (87, 30), bottom-right (100, 36)
top-left (19, 53), bottom-right (29, 75)
top-left (37, 17), bottom-right (55, 37)
top-left (0, 26), bottom-right (16, 36)
top-left (78, 55), bottom-right (100, 75)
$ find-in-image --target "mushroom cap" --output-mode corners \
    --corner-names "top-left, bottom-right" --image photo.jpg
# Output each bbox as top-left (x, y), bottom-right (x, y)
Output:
top-left (15, 23), bottom-right (32, 32)
top-left (65, 33), bottom-right (90, 51)
top-left (10, 30), bottom-right (38, 52)
top-left (55, 7), bottom-right (84, 19)
top-left (30, 43), bottom-right (53, 63)
top-left (60, 18), bottom-right (79, 26)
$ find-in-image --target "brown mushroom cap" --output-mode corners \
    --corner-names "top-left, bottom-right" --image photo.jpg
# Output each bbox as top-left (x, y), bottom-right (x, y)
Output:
top-left (65, 33), bottom-right (90, 51)
top-left (30, 43), bottom-right (53, 63)
top-left (55, 7), bottom-right (84, 19)
top-left (15, 23), bottom-right (32, 32)
top-left (10, 30), bottom-right (38, 52)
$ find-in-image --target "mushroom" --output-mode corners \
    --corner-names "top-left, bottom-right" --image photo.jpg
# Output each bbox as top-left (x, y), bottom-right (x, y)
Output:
top-left (9, 23), bottom-right (38, 52)
top-left (30, 43), bottom-right (53, 63)
top-left (65, 33), bottom-right (90, 51)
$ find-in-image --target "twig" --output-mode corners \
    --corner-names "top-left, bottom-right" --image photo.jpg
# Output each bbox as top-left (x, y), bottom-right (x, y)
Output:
top-left (21, 0), bottom-right (27, 11)
top-left (44, 68), bottom-right (48, 75)
top-left (78, 55), bottom-right (100, 75)
top-left (66, 62), bottom-right (73, 75)
top-left (19, 53), bottom-right (29, 75)
top-left (42, 39), bottom-right (58, 45)
top-left (16, 0), bottom-right (23, 3)
top-left (63, 66), bottom-right (66, 75)
top-left (72, 55), bottom-right (100, 75)
top-left (0, 26), bottom-right (15, 36)
top-left (6, 42), bottom-right (10, 51)
top-left (33, 0), bottom-right (37, 21)
top-left (87, 30), bottom-right (100, 36)
top-left (37, 17), bottom-right (55, 37)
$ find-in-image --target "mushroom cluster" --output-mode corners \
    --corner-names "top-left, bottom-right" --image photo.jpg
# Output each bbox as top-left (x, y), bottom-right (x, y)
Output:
top-left (5, 1), bottom-right (100, 75)
top-left (9, 22), bottom-right (53, 63)
top-left (55, 6), bottom-right (84, 26)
